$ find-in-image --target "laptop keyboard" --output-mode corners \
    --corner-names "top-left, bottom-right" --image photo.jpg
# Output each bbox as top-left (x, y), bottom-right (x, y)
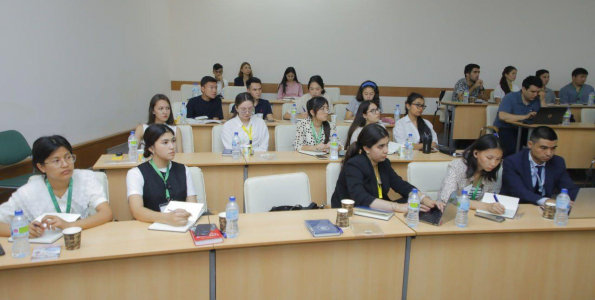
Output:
top-left (420, 208), bottom-right (443, 225)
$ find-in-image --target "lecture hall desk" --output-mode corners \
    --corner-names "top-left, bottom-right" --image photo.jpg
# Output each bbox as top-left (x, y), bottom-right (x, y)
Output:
top-left (441, 101), bottom-right (498, 147)
top-left (221, 99), bottom-right (351, 120)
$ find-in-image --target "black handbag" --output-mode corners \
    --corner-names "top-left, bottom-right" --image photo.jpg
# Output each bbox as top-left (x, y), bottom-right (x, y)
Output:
top-left (269, 202), bottom-right (323, 212)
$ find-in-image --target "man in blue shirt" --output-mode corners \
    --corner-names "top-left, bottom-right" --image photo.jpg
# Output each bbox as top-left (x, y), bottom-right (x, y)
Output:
top-left (558, 68), bottom-right (595, 104)
top-left (493, 76), bottom-right (546, 157)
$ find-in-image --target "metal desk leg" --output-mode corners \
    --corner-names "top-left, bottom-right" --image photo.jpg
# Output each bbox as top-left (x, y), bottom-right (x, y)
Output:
top-left (516, 126), bottom-right (522, 152)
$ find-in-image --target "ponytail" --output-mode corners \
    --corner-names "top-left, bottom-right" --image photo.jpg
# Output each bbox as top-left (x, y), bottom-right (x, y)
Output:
top-left (499, 66), bottom-right (516, 95)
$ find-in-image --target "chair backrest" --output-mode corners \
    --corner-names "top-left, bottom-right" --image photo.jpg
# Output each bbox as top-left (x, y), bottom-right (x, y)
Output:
top-left (29, 171), bottom-right (110, 203)
top-left (172, 102), bottom-right (182, 117)
top-left (180, 84), bottom-right (199, 102)
top-left (333, 104), bottom-right (348, 122)
top-left (0, 130), bottom-right (31, 165)
top-left (441, 91), bottom-right (453, 104)
top-left (582, 109), bottom-right (595, 124)
top-left (177, 125), bottom-right (194, 153)
top-left (486, 105), bottom-right (499, 127)
top-left (407, 161), bottom-right (450, 200)
top-left (335, 126), bottom-right (349, 146)
top-left (325, 87), bottom-right (340, 103)
top-left (244, 172), bottom-right (311, 213)
top-left (275, 125), bottom-right (297, 151)
top-left (489, 90), bottom-right (495, 102)
top-left (326, 163), bottom-right (341, 206)
top-left (493, 165), bottom-right (504, 194)
top-left (212, 125), bottom-right (225, 152)
top-left (222, 86), bottom-right (246, 100)
top-left (281, 103), bottom-right (293, 120)
top-left (228, 103), bottom-right (234, 114)
top-left (188, 167), bottom-right (208, 210)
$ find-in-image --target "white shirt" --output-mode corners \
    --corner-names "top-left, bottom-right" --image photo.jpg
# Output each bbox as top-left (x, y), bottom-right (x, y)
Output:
top-left (528, 152), bottom-right (548, 205)
top-left (494, 84), bottom-right (520, 100)
top-left (0, 170), bottom-right (108, 224)
top-left (393, 116), bottom-right (438, 144)
top-left (221, 115), bottom-right (269, 152)
top-left (126, 162), bottom-right (196, 198)
top-left (217, 79), bottom-right (228, 96)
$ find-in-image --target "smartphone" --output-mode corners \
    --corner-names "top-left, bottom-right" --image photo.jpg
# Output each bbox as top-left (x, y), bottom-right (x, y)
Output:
top-left (475, 212), bottom-right (505, 223)
top-left (194, 224), bottom-right (214, 236)
top-left (222, 149), bottom-right (232, 156)
top-left (316, 155), bottom-right (328, 160)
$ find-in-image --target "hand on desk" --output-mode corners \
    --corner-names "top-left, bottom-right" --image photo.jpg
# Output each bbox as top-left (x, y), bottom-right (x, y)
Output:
top-left (29, 221), bottom-right (45, 238)
top-left (41, 215), bottom-right (71, 231)
top-left (485, 202), bottom-right (506, 215)
top-left (525, 112), bottom-right (537, 120)
top-left (165, 209), bottom-right (191, 226)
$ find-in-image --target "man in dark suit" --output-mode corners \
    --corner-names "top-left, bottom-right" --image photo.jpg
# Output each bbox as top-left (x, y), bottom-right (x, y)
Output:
top-left (501, 126), bottom-right (579, 205)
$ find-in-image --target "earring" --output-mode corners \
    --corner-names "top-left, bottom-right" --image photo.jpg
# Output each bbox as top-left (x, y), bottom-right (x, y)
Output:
top-left (366, 151), bottom-right (370, 154)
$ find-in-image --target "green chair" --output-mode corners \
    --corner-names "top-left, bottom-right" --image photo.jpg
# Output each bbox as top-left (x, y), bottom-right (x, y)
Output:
top-left (0, 130), bottom-right (35, 189)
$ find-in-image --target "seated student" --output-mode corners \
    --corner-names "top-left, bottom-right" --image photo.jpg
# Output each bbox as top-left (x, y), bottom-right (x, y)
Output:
top-left (501, 126), bottom-right (579, 205)
top-left (127, 124), bottom-right (198, 226)
top-left (233, 62), bottom-right (253, 87)
top-left (135, 94), bottom-right (183, 152)
top-left (393, 93), bottom-right (438, 149)
top-left (230, 77), bottom-right (273, 121)
top-left (331, 124), bottom-right (444, 211)
top-left (213, 63), bottom-right (228, 95)
top-left (277, 67), bottom-right (303, 99)
top-left (0, 136), bottom-right (113, 237)
top-left (493, 76), bottom-right (546, 157)
top-left (294, 97), bottom-right (337, 151)
top-left (452, 63), bottom-right (486, 101)
top-left (494, 66), bottom-right (520, 103)
top-left (536, 69), bottom-right (557, 104)
top-left (222, 92), bottom-right (269, 152)
top-left (559, 68), bottom-right (595, 105)
top-left (187, 76), bottom-right (224, 120)
top-left (345, 80), bottom-right (382, 120)
top-left (346, 100), bottom-right (383, 145)
top-left (284, 75), bottom-right (334, 120)
top-left (437, 134), bottom-right (506, 214)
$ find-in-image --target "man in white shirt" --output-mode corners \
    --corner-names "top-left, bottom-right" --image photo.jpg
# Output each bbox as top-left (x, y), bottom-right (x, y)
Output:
top-left (213, 63), bottom-right (228, 96)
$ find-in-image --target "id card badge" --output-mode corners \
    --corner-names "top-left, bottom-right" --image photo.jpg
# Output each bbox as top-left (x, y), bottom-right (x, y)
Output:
top-left (159, 203), bottom-right (168, 213)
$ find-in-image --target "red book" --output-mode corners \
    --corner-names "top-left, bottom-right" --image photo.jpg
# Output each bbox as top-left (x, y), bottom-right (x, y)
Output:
top-left (189, 225), bottom-right (224, 246)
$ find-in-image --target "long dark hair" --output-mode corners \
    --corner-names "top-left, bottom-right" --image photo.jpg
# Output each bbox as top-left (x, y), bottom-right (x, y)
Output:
top-left (143, 124), bottom-right (175, 158)
top-left (499, 66), bottom-right (517, 95)
top-left (306, 97), bottom-right (331, 144)
top-left (346, 101), bottom-right (378, 145)
top-left (148, 94), bottom-right (174, 125)
top-left (238, 62), bottom-right (253, 78)
top-left (343, 124), bottom-right (389, 167)
top-left (462, 134), bottom-right (503, 182)
top-left (230, 92), bottom-right (255, 119)
top-left (279, 67), bottom-right (300, 96)
top-left (404, 93), bottom-right (431, 140)
top-left (32, 135), bottom-right (73, 174)
top-left (355, 80), bottom-right (380, 103)
top-left (307, 75), bottom-right (326, 95)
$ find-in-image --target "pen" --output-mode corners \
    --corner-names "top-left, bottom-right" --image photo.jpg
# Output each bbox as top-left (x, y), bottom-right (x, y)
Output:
top-left (493, 194), bottom-right (500, 203)
top-left (302, 108), bottom-right (306, 113)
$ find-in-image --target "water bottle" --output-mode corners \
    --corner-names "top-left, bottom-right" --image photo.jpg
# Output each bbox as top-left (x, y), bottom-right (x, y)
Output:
top-left (455, 191), bottom-right (470, 228)
top-left (554, 189), bottom-right (571, 226)
top-left (394, 104), bottom-right (401, 122)
top-left (191, 83), bottom-right (199, 98)
top-left (180, 102), bottom-right (187, 124)
top-left (128, 131), bottom-right (138, 162)
top-left (406, 189), bottom-right (420, 228)
top-left (330, 134), bottom-right (339, 160)
top-left (463, 89), bottom-right (469, 104)
top-left (588, 92), bottom-right (595, 106)
top-left (405, 134), bottom-right (414, 159)
top-left (226, 196), bottom-right (239, 238)
top-left (11, 210), bottom-right (30, 258)
top-left (231, 132), bottom-right (241, 159)
top-left (290, 104), bottom-right (297, 124)
top-left (562, 108), bottom-right (571, 126)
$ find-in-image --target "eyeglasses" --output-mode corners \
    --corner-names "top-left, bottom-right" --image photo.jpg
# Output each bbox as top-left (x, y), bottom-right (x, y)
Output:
top-left (44, 154), bottom-right (76, 167)
top-left (412, 103), bottom-right (427, 109)
top-left (319, 108), bottom-right (330, 113)
top-left (369, 108), bottom-right (381, 114)
top-left (238, 108), bottom-right (255, 114)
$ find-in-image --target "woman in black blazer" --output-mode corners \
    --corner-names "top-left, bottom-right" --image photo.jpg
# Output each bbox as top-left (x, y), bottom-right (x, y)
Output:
top-left (233, 62), bottom-right (252, 87)
top-left (331, 124), bottom-right (444, 212)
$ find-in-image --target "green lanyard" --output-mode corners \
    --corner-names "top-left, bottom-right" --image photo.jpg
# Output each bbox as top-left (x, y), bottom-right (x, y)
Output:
top-left (471, 177), bottom-right (482, 200)
top-left (310, 121), bottom-right (323, 144)
top-left (45, 178), bottom-right (73, 213)
top-left (150, 159), bottom-right (171, 200)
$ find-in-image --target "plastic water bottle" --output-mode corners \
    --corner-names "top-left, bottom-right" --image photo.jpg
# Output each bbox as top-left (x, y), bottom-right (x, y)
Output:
top-left (588, 92), bottom-right (595, 106)
top-left (180, 102), bottom-right (187, 124)
top-left (562, 108), bottom-right (571, 125)
top-left (406, 189), bottom-right (420, 228)
top-left (128, 131), bottom-right (138, 162)
top-left (231, 132), bottom-right (241, 159)
top-left (394, 104), bottom-right (401, 122)
top-left (226, 196), bottom-right (239, 238)
top-left (455, 191), bottom-right (470, 228)
top-left (290, 104), bottom-right (297, 124)
top-left (330, 134), bottom-right (339, 160)
top-left (463, 89), bottom-right (469, 104)
top-left (191, 83), bottom-right (199, 98)
top-left (554, 189), bottom-right (571, 226)
top-left (405, 134), bottom-right (414, 159)
top-left (11, 210), bottom-right (30, 258)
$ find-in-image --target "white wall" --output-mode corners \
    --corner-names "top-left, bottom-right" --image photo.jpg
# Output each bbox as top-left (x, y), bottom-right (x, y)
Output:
top-left (0, 0), bottom-right (171, 145)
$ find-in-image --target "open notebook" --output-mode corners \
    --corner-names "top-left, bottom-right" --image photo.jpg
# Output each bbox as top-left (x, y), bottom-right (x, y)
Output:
top-left (298, 150), bottom-right (326, 156)
top-left (149, 201), bottom-right (205, 233)
top-left (9, 213), bottom-right (81, 244)
top-left (477, 193), bottom-right (520, 219)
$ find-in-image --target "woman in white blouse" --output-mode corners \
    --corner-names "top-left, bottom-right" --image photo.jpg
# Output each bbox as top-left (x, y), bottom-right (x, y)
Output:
top-left (135, 94), bottom-right (183, 152)
top-left (294, 97), bottom-right (338, 151)
top-left (0, 136), bottom-right (113, 237)
top-left (284, 75), bottom-right (333, 120)
top-left (222, 92), bottom-right (269, 152)
top-left (346, 100), bottom-right (382, 145)
top-left (393, 93), bottom-right (438, 149)
top-left (493, 66), bottom-right (519, 103)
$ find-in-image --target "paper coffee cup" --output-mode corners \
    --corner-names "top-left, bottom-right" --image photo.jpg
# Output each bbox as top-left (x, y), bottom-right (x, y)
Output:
top-left (341, 199), bottom-right (355, 217)
top-left (218, 212), bottom-right (227, 233)
top-left (63, 227), bottom-right (82, 250)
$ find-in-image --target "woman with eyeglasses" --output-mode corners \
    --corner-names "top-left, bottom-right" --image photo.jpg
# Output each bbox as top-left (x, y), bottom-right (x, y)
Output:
top-left (393, 93), bottom-right (438, 149)
top-left (0, 136), bottom-right (113, 237)
top-left (294, 97), bottom-right (339, 152)
top-left (345, 100), bottom-right (383, 145)
top-left (222, 92), bottom-right (270, 152)
top-left (127, 124), bottom-right (198, 226)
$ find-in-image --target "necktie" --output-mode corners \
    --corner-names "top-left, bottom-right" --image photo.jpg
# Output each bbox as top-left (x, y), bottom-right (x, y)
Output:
top-left (534, 165), bottom-right (543, 195)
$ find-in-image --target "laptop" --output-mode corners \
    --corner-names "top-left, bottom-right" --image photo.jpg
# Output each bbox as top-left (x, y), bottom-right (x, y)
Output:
top-left (530, 107), bottom-right (567, 125)
top-left (569, 188), bottom-right (595, 219)
top-left (418, 192), bottom-right (459, 226)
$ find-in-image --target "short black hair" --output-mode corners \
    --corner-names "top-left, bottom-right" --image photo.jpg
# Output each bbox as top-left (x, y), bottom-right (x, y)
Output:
top-left (143, 124), bottom-right (175, 158)
top-left (530, 126), bottom-right (558, 143)
top-left (572, 68), bottom-right (588, 77)
top-left (464, 64), bottom-right (480, 75)
top-left (535, 69), bottom-right (549, 78)
top-left (201, 76), bottom-right (217, 87)
top-left (32, 135), bottom-right (73, 173)
top-left (521, 76), bottom-right (544, 89)
top-left (213, 63), bottom-right (223, 70)
top-left (246, 77), bottom-right (262, 88)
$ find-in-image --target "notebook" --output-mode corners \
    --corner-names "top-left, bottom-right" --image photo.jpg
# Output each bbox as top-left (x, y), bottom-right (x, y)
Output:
top-left (353, 207), bottom-right (394, 221)
top-left (298, 150), bottom-right (326, 156)
top-left (8, 213), bottom-right (81, 244)
top-left (148, 201), bottom-right (205, 233)
top-left (304, 219), bottom-right (343, 237)
top-left (477, 193), bottom-right (520, 219)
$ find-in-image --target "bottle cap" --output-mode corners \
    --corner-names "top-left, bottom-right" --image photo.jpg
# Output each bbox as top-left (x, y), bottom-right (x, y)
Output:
top-left (131, 131), bottom-right (135, 134)
top-left (408, 133), bottom-right (413, 136)
top-left (229, 196), bottom-right (236, 202)
top-left (561, 188), bottom-right (568, 194)
top-left (234, 132), bottom-right (238, 135)
top-left (15, 210), bottom-right (23, 216)
top-left (462, 191), bottom-right (468, 195)
top-left (412, 189), bottom-right (418, 194)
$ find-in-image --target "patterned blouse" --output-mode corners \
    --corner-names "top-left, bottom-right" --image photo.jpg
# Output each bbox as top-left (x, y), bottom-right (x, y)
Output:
top-left (437, 158), bottom-right (501, 203)
top-left (294, 117), bottom-right (337, 151)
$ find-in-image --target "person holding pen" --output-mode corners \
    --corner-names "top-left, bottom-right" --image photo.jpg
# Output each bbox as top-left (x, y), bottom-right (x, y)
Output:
top-left (277, 67), bottom-right (303, 99)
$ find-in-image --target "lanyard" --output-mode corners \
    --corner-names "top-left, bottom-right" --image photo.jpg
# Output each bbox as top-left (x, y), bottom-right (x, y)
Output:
top-left (46, 178), bottom-right (73, 213)
top-left (150, 159), bottom-right (171, 200)
top-left (471, 177), bottom-right (482, 200)
top-left (310, 121), bottom-right (323, 144)
top-left (242, 125), bottom-right (253, 143)
top-left (375, 166), bottom-right (382, 199)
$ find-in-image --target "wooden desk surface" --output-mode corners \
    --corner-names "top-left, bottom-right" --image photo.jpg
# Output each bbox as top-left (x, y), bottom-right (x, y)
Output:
top-left (510, 121), bottom-right (595, 130)
top-left (441, 101), bottom-right (498, 107)
top-left (93, 153), bottom-right (247, 170)
top-left (222, 99), bottom-right (350, 105)
top-left (243, 150), bottom-right (454, 165)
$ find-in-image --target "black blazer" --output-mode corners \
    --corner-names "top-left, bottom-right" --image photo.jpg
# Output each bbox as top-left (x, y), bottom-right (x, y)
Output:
top-left (233, 77), bottom-right (245, 86)
top-left (331, 154), bottom-right (415, 208)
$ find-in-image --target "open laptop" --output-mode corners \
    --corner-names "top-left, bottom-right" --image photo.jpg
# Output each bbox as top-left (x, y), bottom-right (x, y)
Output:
top-left (569, 188), bottom-right (595, 219)
top-left (419, 192), bottom-right (459, 226)
top-left (530, 107), bottom-right (567, 125)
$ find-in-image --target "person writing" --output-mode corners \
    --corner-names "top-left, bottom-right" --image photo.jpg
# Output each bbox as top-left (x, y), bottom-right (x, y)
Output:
top-left (494, 66), bottom-right (519, 103)
top-left (135, 94), bottom-right (183, 152)
top-left (345, 80), bottom-right (382, 120)
top-left (222, 92), bottom-right (269, 152)
top-left (186, 76), bottom-right (224, 120)
top-left (345, 101), bottom-right (382, 145)
top-left (277, 67), bottom-right (303, 99)
top-left (233, 62), bottom-right (253, 87)
top-left (284, 75), bottom-right (334, 120)
top-left (230, 77), bottom-right (273, 121)
top-left (294, 97), bottom-right (337, 151)
top-left (393, 93), bottom-right (438, 149)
